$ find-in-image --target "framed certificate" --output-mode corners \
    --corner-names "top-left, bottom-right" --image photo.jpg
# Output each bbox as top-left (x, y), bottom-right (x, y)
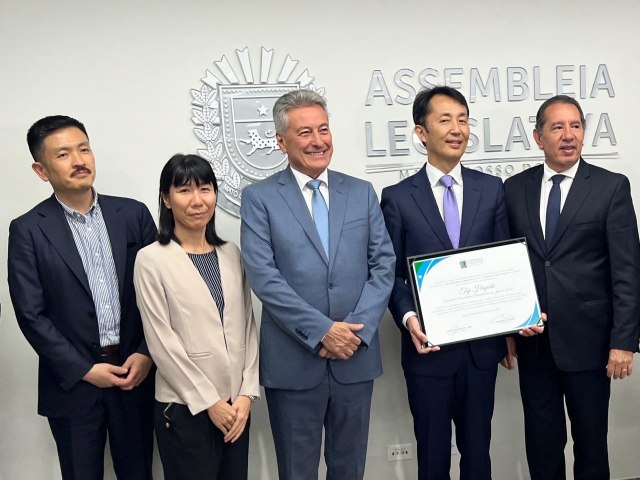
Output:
top-left (407, 238), bottom-right (542, 346)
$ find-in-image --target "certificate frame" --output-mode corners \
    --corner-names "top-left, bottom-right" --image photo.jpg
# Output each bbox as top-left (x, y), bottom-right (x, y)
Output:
top-left (406, 238), bottom-right (542, 346)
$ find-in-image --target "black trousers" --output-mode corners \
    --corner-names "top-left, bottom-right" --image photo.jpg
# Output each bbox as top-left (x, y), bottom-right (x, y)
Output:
top-left (155, 401), bottom-right (250, 480)
top-left (48, 355), bottom-right (154, 480)
top-left (518, 335), bottom-right (611, 480)
top-left (405, 347), bottom-right (498, 480)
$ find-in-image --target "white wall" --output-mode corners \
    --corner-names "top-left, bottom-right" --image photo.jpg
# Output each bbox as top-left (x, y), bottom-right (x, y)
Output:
top-left (1, 1), bottom-right (639, 479)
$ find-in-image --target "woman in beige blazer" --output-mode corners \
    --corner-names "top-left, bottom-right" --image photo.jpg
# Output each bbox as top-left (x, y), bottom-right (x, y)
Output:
top-left (134, 154), bottom-right (258, 480)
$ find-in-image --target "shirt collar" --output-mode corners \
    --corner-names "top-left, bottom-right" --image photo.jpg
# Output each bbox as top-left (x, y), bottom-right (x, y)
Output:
top-left (542, 159), bottom-right (580, 183)
top-left (290, 166), bottom-right (329, 191)
top-left (425, 161), bottom-right (463, 188)
top-left (56, 188), bottom-right (99, 219)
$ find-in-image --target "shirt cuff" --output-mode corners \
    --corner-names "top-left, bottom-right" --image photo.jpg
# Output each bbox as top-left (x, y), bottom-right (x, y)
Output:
top-left (402, 311), bottom-right (417, 330)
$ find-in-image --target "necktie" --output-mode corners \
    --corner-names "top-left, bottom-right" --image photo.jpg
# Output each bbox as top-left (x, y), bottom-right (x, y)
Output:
top-left (440, 175), bottom-right (460, 248)
top-left (307, 179), bottom-right (329, 257)
top-left (545, 174), bottom-right (565, 245)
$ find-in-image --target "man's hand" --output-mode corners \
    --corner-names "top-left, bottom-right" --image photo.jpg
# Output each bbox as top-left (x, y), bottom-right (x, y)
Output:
top-left (500, 337), bottom-right (517, 370)
top-left (321, 322), bottom-right (363, 360)
top-left (607, 349), bottom-right (634, 380)
top-left (225, 396), bottom-right (252, 443)
top-left (318, 346), bottom-right (336, 360)
top-left (119, 353), bottom-right (153, 390)
top-left (518, 312), bottom-right (547, 337)
top-left (83, 363), bottom-right (128, 388)
top-left (207, 400), bottom-right (237, 435)
top-left (406, 316), bottom-right (440, 355)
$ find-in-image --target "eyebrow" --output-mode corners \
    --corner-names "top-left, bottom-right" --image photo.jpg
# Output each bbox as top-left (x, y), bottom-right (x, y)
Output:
top-left (53, 140), bottom-right (90, 151)
top-left (435, 111), bottom-right (467, 117)
top-left (296, 123), bottom-right (329, 132)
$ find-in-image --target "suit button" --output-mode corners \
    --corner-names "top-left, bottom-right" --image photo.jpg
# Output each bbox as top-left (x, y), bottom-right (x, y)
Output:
top-left (545, 261), bottom-right (551, 267)
top-left (328, 283), bottom-right (334, 289)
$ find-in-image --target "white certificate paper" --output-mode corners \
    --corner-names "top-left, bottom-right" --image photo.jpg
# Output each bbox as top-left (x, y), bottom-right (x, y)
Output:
top-left (408, 239), bottom-right (541, 346)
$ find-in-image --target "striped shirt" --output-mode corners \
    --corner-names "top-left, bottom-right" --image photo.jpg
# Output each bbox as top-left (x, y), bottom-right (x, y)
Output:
top-left (187, 249), bottom-right (225, 323)
top-left (57, 192), bottom-right (121, 347)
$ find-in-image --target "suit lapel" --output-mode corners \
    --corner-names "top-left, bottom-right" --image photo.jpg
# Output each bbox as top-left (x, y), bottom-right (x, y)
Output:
top-left (410, 167), bottom-right (452, 249)
top-left (278, 167), bottom-right (328, 264)
top-left (547, 159), bottom-right (591, 252)
top-left (459, 167), bottom-right (480, 248)
top-left (524, 166), bottom-right (546, 256)
top-left (170, 240), bottom-right (222, 324)
top-left (327, 170), bottom-right (347, 272)
top-left (37, 196), bottom-right (92, 296)
top-left (100, 196), bottom-right (126, 294)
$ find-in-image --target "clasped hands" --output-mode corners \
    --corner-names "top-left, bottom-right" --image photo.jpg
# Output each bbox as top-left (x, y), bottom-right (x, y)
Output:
top-left (318, 322), bottom-right (364, 361)
top-left (207, 395), bottom-right (252, 443)
top-left (82, 352), bottom-right (153, 390)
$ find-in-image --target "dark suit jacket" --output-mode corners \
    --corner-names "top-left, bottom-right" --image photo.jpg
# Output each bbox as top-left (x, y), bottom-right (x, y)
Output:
top-left (8, 194), bottom-right (156, 417)
top-left (381, 165), bottom-right (509, 376)
top-left (504, 159), bottom-right (640, 371)
top-left (241, 167), bottom-right (396, 390)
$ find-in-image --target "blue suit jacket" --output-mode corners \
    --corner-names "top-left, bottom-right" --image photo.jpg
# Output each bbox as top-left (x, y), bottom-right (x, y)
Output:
top-left (7, 194), bottom-right (156, 417)
top-left (381, 165), bottom-right (509, 376)
top-left (240, 167), bottom-right (396, 390)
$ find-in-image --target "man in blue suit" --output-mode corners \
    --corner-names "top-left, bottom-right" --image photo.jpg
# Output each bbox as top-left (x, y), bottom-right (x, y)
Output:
top-left (8, 116), bottom-right (156, 479)
top-left (381, 87), bottom-right (541, 480)
top-left (241, 90), bottom-right (395, 480)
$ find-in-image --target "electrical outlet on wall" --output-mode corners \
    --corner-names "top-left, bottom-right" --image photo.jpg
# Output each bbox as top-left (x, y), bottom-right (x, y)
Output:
top-left (387, 443), bottom-right (413, 461)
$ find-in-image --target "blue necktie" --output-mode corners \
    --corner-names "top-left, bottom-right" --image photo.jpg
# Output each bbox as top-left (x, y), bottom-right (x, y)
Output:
top-left (440, 175), bottom-right (460, 248)
top-left (308, 179), bottom-right (329, 257)
top-left (545, 174), bottom-right (565, 245)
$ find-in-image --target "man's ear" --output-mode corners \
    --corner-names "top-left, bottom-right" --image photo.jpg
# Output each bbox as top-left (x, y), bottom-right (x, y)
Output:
top-left (414, 125), bottom-right (428, 147)
top-left (276, 133), bottom-right (287, 153)
top-left (32, 162), bottom-right (49, 182)
top-left (533, 129), bottom-right (543, 150)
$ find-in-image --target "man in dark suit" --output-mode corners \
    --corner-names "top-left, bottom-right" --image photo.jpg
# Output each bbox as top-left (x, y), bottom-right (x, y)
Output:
top-left (504, 95), bottom-right (640, 480)
top-left (241, 90), bottom-right (395, 480)
top-left (7, 116), bottom-right (156, 480)
top-left (381, 86), bottom-right (542, 480)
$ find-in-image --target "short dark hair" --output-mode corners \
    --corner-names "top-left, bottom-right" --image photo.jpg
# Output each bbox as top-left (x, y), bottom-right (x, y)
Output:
top-left (157, 154), bottom-right (226, 247)
top-left (535, 95), bottom-right (586, 131)
top-left (26, 115), bottom-right (89, 162)
top-left (412, 86), bottom-right (469, 127)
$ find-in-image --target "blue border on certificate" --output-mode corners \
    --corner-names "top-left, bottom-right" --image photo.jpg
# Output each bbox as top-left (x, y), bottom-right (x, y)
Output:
top-left (406, 237), bottom-right (543, 345)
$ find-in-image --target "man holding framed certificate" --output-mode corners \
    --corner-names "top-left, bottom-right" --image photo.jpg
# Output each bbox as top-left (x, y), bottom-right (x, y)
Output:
top-left (505, 95), bottom-right (640, 480)
top-left (381, 86), bottom-right (542, 480)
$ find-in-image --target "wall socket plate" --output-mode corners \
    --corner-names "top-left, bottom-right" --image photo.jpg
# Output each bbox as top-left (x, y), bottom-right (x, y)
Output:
top-left (387, 443), bottom-right (413, 461)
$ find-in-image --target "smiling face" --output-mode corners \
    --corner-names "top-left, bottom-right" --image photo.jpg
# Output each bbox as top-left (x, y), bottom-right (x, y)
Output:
top-left (534, 102), bottom-right (584, 173)
top-left (276, 105), bottom-right (333, 179)
top-left (415, 94), bottom-right (469, 173)
top-left (31, 127), bottom-right (96, 198)
top-left (163, 178), bottom-right (216, 237)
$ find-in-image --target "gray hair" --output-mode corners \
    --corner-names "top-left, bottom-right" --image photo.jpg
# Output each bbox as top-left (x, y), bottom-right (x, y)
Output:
top-left (273, 89), bottom-right (328, 134)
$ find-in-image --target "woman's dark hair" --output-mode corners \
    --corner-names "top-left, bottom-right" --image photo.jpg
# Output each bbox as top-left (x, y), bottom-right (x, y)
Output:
top-left (157, 154), bottom-right (226, 247)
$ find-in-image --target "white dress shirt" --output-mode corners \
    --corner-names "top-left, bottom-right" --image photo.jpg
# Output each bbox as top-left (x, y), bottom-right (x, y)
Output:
top-left (539, 160), bottom-right (580, 238)
top-left (290, 167), bottom-right (330, 214)
top-left (402, 161), bottom-right (464, 328)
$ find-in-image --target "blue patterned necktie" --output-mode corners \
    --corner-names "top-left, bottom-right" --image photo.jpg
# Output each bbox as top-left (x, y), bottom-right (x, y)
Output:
top-left (440, 175), bottom-right (460, 248)
top-left (545, 174), bottom-right (565, 245)
top-left (307, 179), bottom-right (329, 257)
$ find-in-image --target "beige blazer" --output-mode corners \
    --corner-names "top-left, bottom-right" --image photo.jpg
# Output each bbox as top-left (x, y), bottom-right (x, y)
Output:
top-left (134, 240), bottom-right (258, 415)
